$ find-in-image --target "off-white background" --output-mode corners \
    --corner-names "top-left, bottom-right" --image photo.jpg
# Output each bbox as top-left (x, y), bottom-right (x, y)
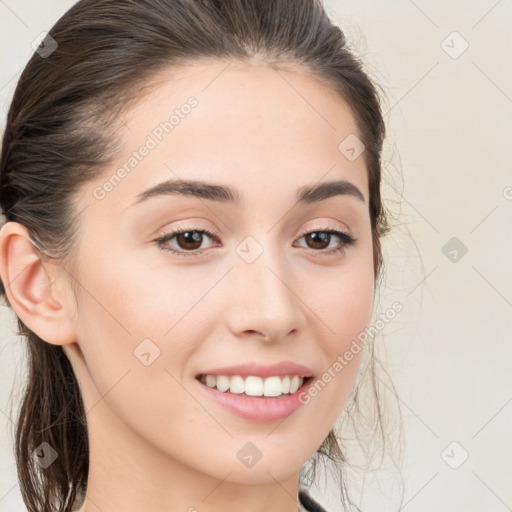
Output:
top-left (1, 1), bottom-right (511, 511)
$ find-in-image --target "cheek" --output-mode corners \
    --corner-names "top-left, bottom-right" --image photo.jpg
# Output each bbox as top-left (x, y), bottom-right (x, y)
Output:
top-left (308, 260), bottom-right (375, 352)
top-left (319, 274), bottom-right (373, 373)
top-left (72, 249), bottom-right (216, 393)
top-left (76, 243), bottom-right (199, 334)
top-left (298, 258), bottom-right (374, 419)
top-left (70, 255), bottom-right (215, 449)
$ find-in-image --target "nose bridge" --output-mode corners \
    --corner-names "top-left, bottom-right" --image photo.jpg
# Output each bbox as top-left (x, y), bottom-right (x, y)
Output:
top-left (229, 234), bottom-right (301, 338)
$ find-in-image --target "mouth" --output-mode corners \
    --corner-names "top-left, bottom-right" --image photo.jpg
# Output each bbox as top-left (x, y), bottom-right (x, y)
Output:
top-left (196, 373), bottom-right (314, 399)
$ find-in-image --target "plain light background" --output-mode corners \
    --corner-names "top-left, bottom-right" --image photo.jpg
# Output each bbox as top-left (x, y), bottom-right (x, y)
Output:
top-left (1, 1), bottom-right (511, 511)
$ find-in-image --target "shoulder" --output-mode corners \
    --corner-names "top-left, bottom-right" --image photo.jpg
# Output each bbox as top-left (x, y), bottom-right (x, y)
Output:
top-left (298, 488), bottom-right (330, 512)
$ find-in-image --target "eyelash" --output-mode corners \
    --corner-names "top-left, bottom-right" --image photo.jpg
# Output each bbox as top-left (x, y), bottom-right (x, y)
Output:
top-left (154, 225), bottom-right (356, 258)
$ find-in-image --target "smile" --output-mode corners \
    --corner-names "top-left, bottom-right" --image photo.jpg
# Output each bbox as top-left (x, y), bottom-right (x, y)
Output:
top-left (198, 374), bottom-right (308, 397)
top-left (195, 374), bottom-right (314, 422)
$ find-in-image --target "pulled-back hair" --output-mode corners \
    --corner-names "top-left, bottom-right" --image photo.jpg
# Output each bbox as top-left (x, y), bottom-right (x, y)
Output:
top-left (0, 1), bottom-right (395, 510)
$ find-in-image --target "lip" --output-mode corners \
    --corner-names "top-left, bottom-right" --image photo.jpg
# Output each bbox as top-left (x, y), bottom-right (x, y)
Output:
top-left (195, 375), bottom-right (314, 422)
top-left (196, 361), bottom-right (314, 379)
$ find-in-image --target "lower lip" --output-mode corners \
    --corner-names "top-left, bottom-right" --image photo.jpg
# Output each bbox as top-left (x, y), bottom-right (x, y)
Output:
top-left (195, 377), bottom-right (314, 422)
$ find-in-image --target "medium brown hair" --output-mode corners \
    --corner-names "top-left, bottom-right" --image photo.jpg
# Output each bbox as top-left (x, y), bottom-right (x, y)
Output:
top-left (0, 1), bottom-right (395, 510)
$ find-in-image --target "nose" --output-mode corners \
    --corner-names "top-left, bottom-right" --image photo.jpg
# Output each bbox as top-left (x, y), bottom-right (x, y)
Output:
top-left (224, 245), bottom-right (306, 343)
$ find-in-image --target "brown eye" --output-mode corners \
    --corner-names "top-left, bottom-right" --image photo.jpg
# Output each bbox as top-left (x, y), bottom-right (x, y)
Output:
top-left (155, 228), bottom-right (219, 257)
top-left (175, 231), bottom-right (204, 250)
top-left (294, 228), bottom-right (357, 256)
top-left (304, 231), bottom-right (332, 250)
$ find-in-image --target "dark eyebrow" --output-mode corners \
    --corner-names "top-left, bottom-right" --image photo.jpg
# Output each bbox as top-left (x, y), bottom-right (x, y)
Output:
top-left (296, 179), bottom-right (365, 204)
top-left (132, 179), bottom-right (242, 206)
top-left (132, 178), bottom-right (365, 207)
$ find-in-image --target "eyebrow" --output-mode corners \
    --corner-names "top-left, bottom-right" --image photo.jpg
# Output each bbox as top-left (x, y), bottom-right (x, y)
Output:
top-left (132, 178), bottom-right (365, 207)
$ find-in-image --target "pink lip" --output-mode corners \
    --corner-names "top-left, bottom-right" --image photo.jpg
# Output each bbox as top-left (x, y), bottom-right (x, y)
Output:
top-left (195, 376), bottom-right (314, 422)
top-left (197, 361), bottom-right (314, 378)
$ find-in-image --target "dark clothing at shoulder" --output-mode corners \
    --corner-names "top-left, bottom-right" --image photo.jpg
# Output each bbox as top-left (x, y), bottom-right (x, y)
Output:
top-left (298, 489), bottom-right (329, 512)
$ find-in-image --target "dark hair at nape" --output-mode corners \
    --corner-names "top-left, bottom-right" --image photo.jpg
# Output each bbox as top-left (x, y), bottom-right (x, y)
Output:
top-left (0, 0), bottom-right (399, 510)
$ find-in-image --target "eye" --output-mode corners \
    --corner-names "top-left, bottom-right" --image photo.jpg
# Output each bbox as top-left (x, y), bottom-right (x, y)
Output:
top-left (294, 228), bottom-right (357, 257)
top-left (154, 227), bottom-right (219, 257)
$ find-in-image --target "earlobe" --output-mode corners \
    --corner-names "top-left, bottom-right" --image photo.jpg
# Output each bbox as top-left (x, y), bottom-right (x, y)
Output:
top-left (0, 222), bottom-right (77, 346)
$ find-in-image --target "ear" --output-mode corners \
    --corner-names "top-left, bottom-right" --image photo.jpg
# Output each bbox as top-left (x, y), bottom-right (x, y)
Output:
top-left (0, 221), bottom-right (77, 346)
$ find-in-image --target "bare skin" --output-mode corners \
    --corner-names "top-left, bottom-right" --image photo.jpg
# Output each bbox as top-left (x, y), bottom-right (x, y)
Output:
top-left (0, 58), bottom-right (375, 512)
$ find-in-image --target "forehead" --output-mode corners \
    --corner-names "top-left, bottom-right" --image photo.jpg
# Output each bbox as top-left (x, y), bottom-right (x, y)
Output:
top-left (79, 59), bottom-right (369, 216)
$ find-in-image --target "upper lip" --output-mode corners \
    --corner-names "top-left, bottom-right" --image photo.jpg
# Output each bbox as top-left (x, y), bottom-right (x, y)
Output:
top-left (197, 361), bottom-right (314, 378)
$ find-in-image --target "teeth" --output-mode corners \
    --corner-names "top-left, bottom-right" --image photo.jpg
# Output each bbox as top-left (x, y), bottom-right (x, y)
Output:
top-left (216, 375), bottom-right (230, 393)
top-left (263, 376), bottom-right (282, 397)
top-left (245, 376), bottom-right (263, 396)
top-left (205, 375), bottom-right (216, 388)
top-left (289, 375), bottom-right (300, 394)
top-left (281, 376), bottom-right (290, 394)
top-left (229, 375), bottom-right (245, 394)
top-left (200, 374), bottom-right (306, 397)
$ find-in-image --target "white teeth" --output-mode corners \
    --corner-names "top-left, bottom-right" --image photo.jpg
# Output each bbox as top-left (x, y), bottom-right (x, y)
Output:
top-left (281, 376), bottom-right (290, 394)
top-left (263, 376), bottom-right (283, 397)
top-left (216, 375), bottom-right (230, 393)
top-left (200, 374), bottom-right (306, 397)
top-left (229, 375), bottom-right (245, 394)
top-left (245, 376), bottom-right (263, 396)
top-left (289, 375), bottom-right (300, 394)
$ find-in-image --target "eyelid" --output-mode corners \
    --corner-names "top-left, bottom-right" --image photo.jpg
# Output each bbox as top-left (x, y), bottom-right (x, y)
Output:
top-left (296, 221), bottom-right (353, 238)
top-left (154, 224), bottom-right (218, 241)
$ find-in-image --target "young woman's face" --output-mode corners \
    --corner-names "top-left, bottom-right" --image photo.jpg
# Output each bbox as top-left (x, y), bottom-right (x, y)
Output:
top-left (65, 60), bottom-right (375, 485)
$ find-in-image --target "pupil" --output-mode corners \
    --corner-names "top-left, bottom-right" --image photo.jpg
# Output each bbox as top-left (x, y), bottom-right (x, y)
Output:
top-left (179, 231), bottom-right (201, 249)
top-left (308, 232), bottom-right (329, 249)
